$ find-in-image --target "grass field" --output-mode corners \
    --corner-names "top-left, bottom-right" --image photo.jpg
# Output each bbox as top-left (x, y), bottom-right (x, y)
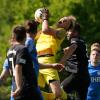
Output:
top-left (0, 78), bottom-right (11, 100)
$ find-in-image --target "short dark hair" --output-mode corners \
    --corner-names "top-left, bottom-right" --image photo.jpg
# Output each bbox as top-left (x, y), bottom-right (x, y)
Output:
top-left (68, 22), bottom-right (81, 34)
top-left (12, 25), bottom-right (26, 42)
top-left (74, 22), bottom-right (81, 33)
top-left (24, 20), bottom-right (38, 34)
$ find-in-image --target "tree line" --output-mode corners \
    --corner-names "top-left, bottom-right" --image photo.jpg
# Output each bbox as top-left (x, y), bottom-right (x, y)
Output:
top-left (0, 0), bottom-right (100, 99)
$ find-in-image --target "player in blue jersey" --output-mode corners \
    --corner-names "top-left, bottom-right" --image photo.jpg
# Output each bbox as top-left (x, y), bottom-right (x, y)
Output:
top-left (87, 43), bottom-right (100, 100)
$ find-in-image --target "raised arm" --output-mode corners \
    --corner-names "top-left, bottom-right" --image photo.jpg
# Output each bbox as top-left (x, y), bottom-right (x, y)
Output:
top-left (60, 44), bottom-right (77, 65)
top-left (41, 9), bottom-right (58, 37)
top-left (35, 8), bottom-right (72, 38)
top-left (42, 19), bottom-right (58, 37)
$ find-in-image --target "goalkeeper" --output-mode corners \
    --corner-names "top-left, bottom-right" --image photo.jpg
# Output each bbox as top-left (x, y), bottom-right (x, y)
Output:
top-left (35, 8), bottom-right (75, 100)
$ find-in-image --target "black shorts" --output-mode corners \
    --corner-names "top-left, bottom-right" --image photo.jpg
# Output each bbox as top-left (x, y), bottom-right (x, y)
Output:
top-left (61, 73), bottom-right (90, 92)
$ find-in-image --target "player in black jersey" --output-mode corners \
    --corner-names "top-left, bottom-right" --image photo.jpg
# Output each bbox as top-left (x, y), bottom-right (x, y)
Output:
top-left (7, 25), bottom-right (43, 100)
top-left (60, 21), bottom-right (90, 100)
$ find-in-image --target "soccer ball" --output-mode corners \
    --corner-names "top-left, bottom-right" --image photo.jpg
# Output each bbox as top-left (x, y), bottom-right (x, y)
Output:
top-left (34, 8), bottom-right (44, 23)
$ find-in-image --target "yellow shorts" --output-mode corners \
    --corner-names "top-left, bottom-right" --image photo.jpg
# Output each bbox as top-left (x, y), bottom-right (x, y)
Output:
top-left (38, 68), bottom-right (60, 88)
top-left (38, 68), bottom-right (68, 100)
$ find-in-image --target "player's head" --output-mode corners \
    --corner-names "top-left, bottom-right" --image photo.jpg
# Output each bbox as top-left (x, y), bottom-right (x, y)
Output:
top-left (12, 25), bottom-right (26, 42)
top-left (24, 20), bottom-right (38, 35)
top-left (66, 22), bottom-right (81, 40)
top-left (57, 15), bottom-right (76, 30)
top-left (90, 43), bottom-right (100, 64)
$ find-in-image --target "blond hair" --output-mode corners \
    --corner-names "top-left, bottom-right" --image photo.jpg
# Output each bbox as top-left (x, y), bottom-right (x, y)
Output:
top-left (91, 43), bottom-right (100, 51)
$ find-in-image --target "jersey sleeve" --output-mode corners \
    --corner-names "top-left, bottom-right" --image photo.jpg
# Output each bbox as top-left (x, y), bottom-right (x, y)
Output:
top-left (71, 38), bottom-right (78, 45)
top-left (16, 47), bottom-right (28, 66)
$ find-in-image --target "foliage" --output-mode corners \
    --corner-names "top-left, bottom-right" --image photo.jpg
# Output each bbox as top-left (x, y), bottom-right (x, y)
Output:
top-left (0, 0), bottom-right (100, 99)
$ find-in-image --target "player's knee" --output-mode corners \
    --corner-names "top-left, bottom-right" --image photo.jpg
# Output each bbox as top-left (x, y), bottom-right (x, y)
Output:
top-left (50, 81), bottom-right (62, 97)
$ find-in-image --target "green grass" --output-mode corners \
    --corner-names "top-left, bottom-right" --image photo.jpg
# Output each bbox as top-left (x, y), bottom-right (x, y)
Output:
top-left (0, 78), bottom-right (11, 100)
top-left (0, 86), bottom-right (10, 100)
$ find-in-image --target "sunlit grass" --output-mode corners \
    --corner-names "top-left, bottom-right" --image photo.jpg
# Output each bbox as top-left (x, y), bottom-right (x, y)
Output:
top-left (0, 78), bottom-right (11, 100)
top-left (0, 85), bottom-right (10, 100)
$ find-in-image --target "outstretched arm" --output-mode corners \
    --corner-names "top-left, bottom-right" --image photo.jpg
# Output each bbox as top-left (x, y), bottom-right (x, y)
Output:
top-left (39, 63), bottom-right (64, 71)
